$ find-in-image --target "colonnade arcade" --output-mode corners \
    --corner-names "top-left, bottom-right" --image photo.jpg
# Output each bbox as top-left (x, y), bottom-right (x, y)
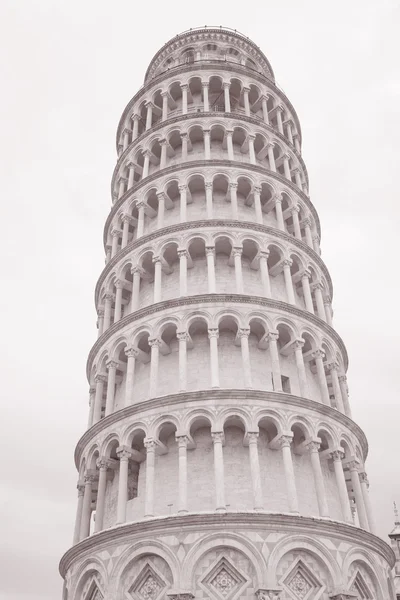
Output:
top-left (106, 171), bottom-right (320, 266)
top-left (74, 408), bottom-right (375, 547)
top-left (117, 73), bottom-right (301, 159)
top-left (88, 310), bottom-right (349, 425)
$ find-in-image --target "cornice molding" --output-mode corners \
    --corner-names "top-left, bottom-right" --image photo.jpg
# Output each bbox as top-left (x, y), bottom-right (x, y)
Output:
top-left (113, 111), bottom-right (307, 192)
top-left (59, 511), bottom-right (395, 577)
top-left (103, 160), bottom-right (320, 247)
top-left (116, 62), bottom-right (302, 148)
top-left (74, 389), bottom-right (368, 469)
top-left (86, 294), bottom-right (348, 377)
top-left (96, 220), bottom-right (332, 305)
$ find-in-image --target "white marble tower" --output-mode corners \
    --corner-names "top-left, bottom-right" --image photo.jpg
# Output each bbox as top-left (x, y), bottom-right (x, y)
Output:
top-left (60, 27), bottom-right (396, 600)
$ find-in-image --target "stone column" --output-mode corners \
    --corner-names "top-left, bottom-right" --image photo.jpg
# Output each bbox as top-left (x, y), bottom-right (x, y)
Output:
top-left (105, 360), bottom-right (118, 416)
top-left (73, 483), bottom-right (85, 544)
top-left (152, 256), bottom-right (162, 303)
top-left (328, 362), bottom-right (345, 413)
top-left (338, 375), bottom-right (352, 418)
top-left (279, 435), bottom-right (299, 513)
top-left (103, 293), bottom-right (113, 331)
top-left (149, 338), bottom-right (161, 398)
top-left (204, 129), bottom-right (211, 159)
top-left (211, 432), bottom-right (226, 510)
top-left (93, 374), bottom-right (106, 424)
top-left (243, 87), bottom-right (250, 116)
top-left (97, 309), bottom-right (104, 338)
top-left (124, 347), bottom-right (138, 407)
top-left (121, 216), bottom-right (130, 248)
top-left (142, 152), bottom-right (150, 178)
top-left (285, 121), bottom-right (294, 144)
top-left (223, 82), bottom-right (231, 112)
top-left (176, 435), bottom-right (189, 513)
top-left (157, 192), bottom-right (165, 228)
top-left (312, 350), bottom-right (330, 405)
top-left (259, 251), bottom-right (271, 297)
top-left (161, 91), bottom-right (168, 121)
top-left (261, 95), bottom-right (269, 124)
top-left (205, 181), bottom-right (213, 217)
top-left (303, 218), bottom-right (313, 247)
top-left (331, 450), bottom-right (352, 523)
top-left (177, 332), bottom-right (188, 391)
top-left (206, 247), bottom-right (216, 292)
top-left (238, 328), bottom-right (252, 388)
top-left (131, 114), bottom-right (140, 140)
top-left (283, 154), bottom-right (291, 180)
top-left (87, 386), bottom-right (96, 428)
top-left (233, 247), bottom-right (244, 293)
top-left (160, 139), bottom-right (167, 169)
top-left (276, 106), bottom-right (284, 134)
top-left (111, 229), bottom-right (120, 258)
top-left (116, 448), bottom-right (132, 523)
top-left (248, 432), bottom-right (263, 509)
top-left (313, 282), bottom-right (327, 321)
top-left (359, 472), bottom-right (377, 534)
top-left (208, 328), bottom-right (220, 388)
top-left (114, 280), bottom-right (123, 322)
top-left (248, 134), bottom-right (256, 164)
top-left (253, 185), bottom-right (263, 224)
top-left (282, 259), bottom-right (295, 304)
top-left (229, 182), bottom-right (238, 219)
top-left (268, 331), bottom-right (282, 391)
top-left (181, 132), bottom-right (188, 160)
top-left (80, 474), bottom-right (95, 540)
top-left (94, 458), bottom-right (109, 532)
top-left (179, 184), bottom-right (187, 222)
top-left (267, 143), bottom-right (276, 171)
top-left (301, 270), bottom-right (314, 313)
top-left (202, 82), bottom-right (209, 111)
top-left (136, 202), bottom-right (145, 237)
top-left (118, 177), bottom-right (127, 199)
top-left (127, 162), bottom-right (135, 189)
top-left (178, 249), bottom-right (188, 296)
top-left (145, 102), bottom-right (153, 130)
top-left (307, 441), bottom-right (329, 517)
top-left (291, 205), bottom-right (301, 239)
top-left (226, 129), bottom-right (234, 160)
top-left (130, 266), bottom-right (142, 312)
top-left (181, 84), bottom-right (188, 114)
top-left (274, 196), bottom-right (284, 230)
top-left (349, 461), bottom-right (369, 530)
top-left (144, 439), bottom-right (157, 516)
top-left (313, 234), bottom-right (321, 254)
top-left (294, 168), bottom-right (302, 189)
top-left (293, 339), bottom-right (309, 398)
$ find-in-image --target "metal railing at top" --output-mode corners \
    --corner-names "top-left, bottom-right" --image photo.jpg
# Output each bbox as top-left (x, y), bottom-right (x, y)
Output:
top-left (167, 26), bottom-right (261, 49)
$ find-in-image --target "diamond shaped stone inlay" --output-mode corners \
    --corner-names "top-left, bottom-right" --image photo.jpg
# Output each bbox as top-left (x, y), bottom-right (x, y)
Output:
top-left (287, 571), bottom-right (311, 599)
top-left (138, 575), bottom-right (162, 600)
top-left (129, 564), bottom-right (167, 600)
top-left (200, 557), bottom-right (248, 600)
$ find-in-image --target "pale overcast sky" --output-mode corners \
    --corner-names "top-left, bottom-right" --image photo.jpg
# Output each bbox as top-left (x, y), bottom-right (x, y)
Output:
top-left (1, 1), bottom-right (400, 598)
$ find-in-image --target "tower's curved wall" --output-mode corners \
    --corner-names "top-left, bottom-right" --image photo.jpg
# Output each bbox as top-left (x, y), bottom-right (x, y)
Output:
top-left (61, 27), bottom-right (395, 600)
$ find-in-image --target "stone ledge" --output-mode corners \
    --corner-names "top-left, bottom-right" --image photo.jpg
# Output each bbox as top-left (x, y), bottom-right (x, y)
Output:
top-left (104, 160), bottom-right (318, 247)
top-left (96, 219), bottom-right (331, 304)
top-left (87, 294), bottom-right (348, 377)
top-left (59, 511), bottom-right (395, 577)
top-left (74, 389), bottom-right (368, 469)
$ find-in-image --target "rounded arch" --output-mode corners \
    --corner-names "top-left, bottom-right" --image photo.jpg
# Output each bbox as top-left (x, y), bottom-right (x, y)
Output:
top-left (71, 559), bottom-right (107, 600)
top-left (343, 550), bottom-right (386, 600)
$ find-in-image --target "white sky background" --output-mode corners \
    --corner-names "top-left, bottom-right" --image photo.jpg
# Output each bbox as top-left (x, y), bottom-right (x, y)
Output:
top-left (0, 1), bottom-right (399, 598)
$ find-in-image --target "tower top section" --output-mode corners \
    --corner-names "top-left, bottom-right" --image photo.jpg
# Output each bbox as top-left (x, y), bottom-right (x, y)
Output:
top-left (144, 26), bottom-right (275, 83)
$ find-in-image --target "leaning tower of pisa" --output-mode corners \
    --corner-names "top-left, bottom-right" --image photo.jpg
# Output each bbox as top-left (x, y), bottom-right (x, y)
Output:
top-left (60, 27), bottom-right (396, 600)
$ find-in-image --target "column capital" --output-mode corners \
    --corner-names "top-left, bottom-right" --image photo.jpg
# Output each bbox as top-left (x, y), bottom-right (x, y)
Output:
top-left (278, 434), bottom-right (293, 449)
top-left (97, 309), bottom-right (104, 318)
top-left (312, 349), bottom-right (325, 360)
top-left (201, 81), bottom-right (210, 88)
top-left (306, 440), bottom-right (321, 453)
top-left (115, 279), bottom-right (124, 289)
top-left (121, 213), bottom-right (134, 225)
top-left (330, 449), bottom-right (345, 462)
top-left (300, 268), bottom-right (311, 280)
top-left (180, 132), bottom-right (188, 139)
top-left (95, 373), bottom-right (107, 384)
top-left (111, 228), bottom-right (122, 238)
top-left (177, 331), bottom-right (189, 342)
top-left (226, 128), bottom-right (234, 136)
top-left (222, 81), bottom-right (231, 89)
top-left (144, 437), bottom-right (158, 451)
top-left (149, 337), bottom-right (162, 348)
top-left (259, 250), bottom-right (270, 260)
top-left (229, 182), bottom-right (238, 190)
top-left (253, 185), bottom-right (262, 195)
top-left (144, 100), bottom-right (155, 109)
top-left (122, 127), bottom-right (131, 136)
top-left (156, 191), bottom-right (166, 200)
top-left (159, 138), bottom-right (168, 147)
top-left (282, 258), bottom-right (293, 268)
top-left (324, 295), bottom-right (332, 305)
top-left (104, 292), bottom-right (114, 302)
top-left (256, 589), bottom-right (282, 600)
top-left (247, 431), bottom-right (259, 444)
top-left (160, 90), bottom-right (169, 97)
top-left (347, 460), bottom-right (359, 472)
top-left (232, 246), bottom-right (243, 257)
top-left (208, 328), bottom-right (219, 340)
top-left (152, 254), bottom-right (162, 264)
top-left (178, 248), bottom-right (189, 258)
top-left (125, 346), bottom-right (139, 359)
top-left (277, 104), bottom-right (285, 113)
top-left (248, 133), bottom-right (256, 142)
top-left (89, 386), bottom-right (96, 395)
top-left (117, 446), bottom-right (132, 460)
top-left (178, 184), bottom-right (187, 192)
top-left (238, 327), bottom-right (250, 339)
top-left (311, 281), bottom-right (324, 291)
top-left (136, 200), bottom-right (147, 210)
top-left (290, 204), bottom-right (300, 214)
top-left (211, 431), bottom-right (224, 443)
top-left (84, 473), bottom-right (96, 485)
top-left (273, 194), bottom-right (282, 204)
top-left (205, 181), bottom-right (213, 189)
top-left (303, 217), bottom-right (312, 227)
top-left (242, 86), bottom-right (250, 93)
top-left (180, 83), bottom-right (189, 90)
top-left (292, 338), bottom-right (305, 350)
top-left (131, 113), bottom-right (141, 122)
top-left (131, 265), bottom-right (145, 276)
top-left (106, 359), bottom-right (119, 371)
top-left (175, 435), bottom-right (189, 448)
top-left (96, 457), bottom-right (112, 471)
top-left (359, 472), bottom-right (369, 486)
top-left (338, 374), bottom-right (347, 384)
top-left (77, 483), bottom-right (85, 496)
top-left (267, 330), bottom-right (279, 342)
top-left (205, 246), bottom-right (215, 256)
top-left (327, 361), bottom-right (339, 372)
